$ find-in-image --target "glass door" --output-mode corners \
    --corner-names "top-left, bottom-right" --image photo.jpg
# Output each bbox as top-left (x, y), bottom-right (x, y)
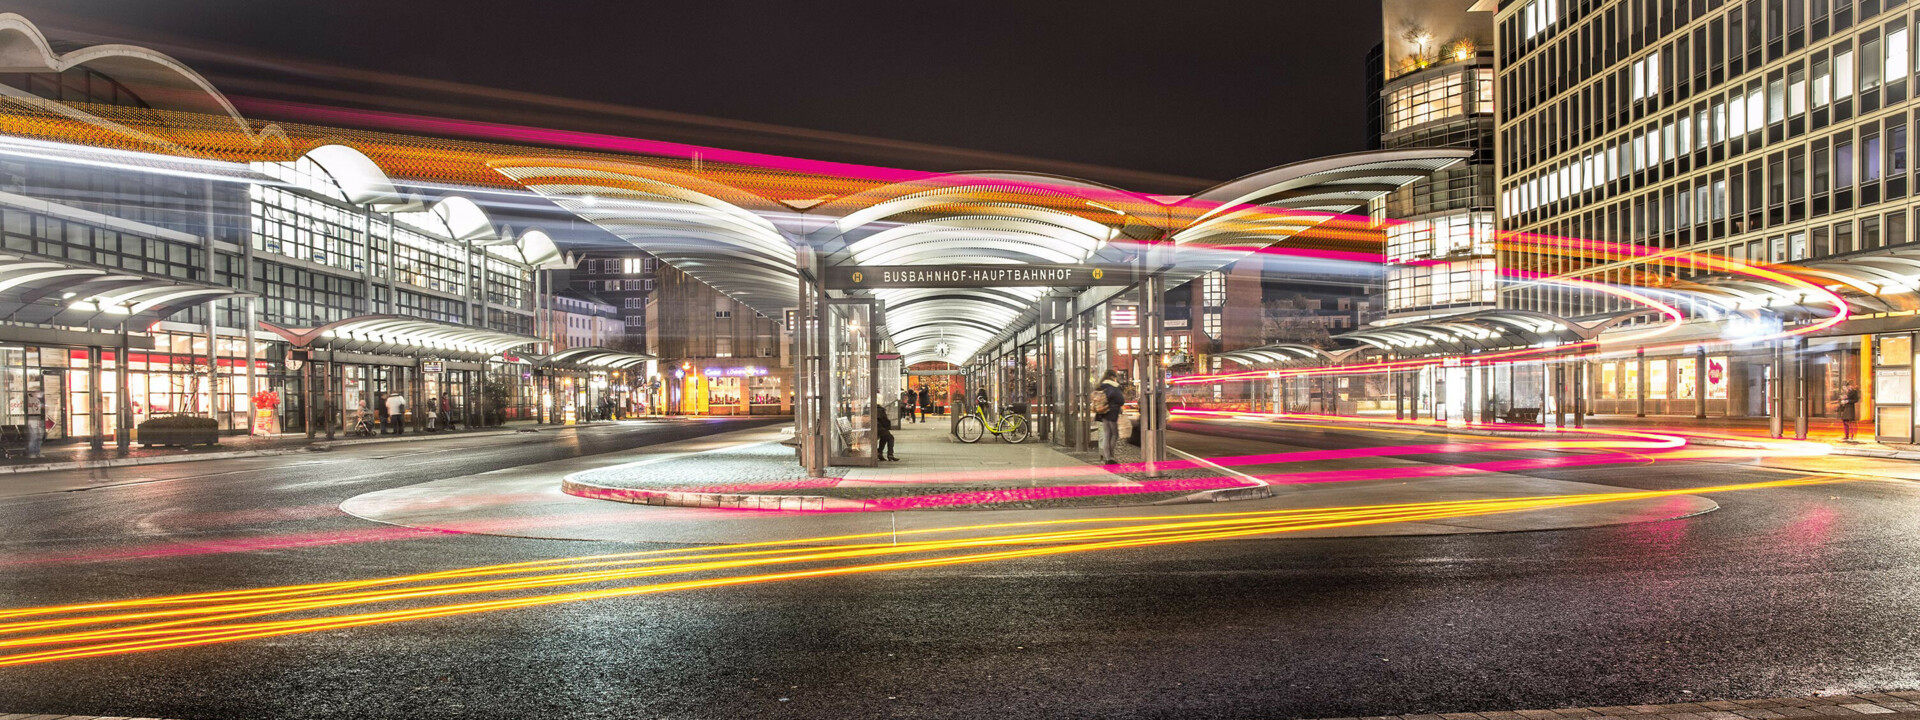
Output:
top-left (827, 298), bottom-right (875, 467)
top-left (1875, 333), bottom-right (1913, 442)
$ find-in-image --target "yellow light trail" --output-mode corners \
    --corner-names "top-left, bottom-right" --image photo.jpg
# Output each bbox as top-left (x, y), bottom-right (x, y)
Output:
top-left (0, 474), bottom-right (1854, 668)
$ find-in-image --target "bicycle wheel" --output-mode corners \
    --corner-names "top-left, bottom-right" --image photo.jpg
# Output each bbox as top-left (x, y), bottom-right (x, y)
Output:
top-left (955, 415), bottom-right (985, 443)
top-left (998, 414), bottom-right (1029, 443)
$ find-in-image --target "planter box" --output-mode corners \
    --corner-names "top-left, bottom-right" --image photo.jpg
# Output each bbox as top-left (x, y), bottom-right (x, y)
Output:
top-left (138, 416), bottom-right (220, 447)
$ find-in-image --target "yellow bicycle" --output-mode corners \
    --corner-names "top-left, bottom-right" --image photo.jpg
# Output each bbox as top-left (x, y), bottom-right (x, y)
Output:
top-left (955, 404), bottom-right (1030, 444)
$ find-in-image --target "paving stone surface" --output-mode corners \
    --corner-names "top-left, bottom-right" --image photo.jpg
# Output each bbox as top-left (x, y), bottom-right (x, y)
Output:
top-left (1289, 695), bottom-right (1920, 720)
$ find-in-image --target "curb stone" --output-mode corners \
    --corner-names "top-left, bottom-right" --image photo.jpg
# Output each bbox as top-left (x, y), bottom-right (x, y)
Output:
top-left (0, 422), bottom-right (620, 476)
top-left (560, 439), bottom-right (1275, 512)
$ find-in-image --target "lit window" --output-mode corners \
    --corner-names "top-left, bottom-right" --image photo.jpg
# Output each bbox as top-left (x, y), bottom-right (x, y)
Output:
top-left (1838, 50), bottom-right (1856, 99)
top-left (1888, 27), bottom-right (1910, 82)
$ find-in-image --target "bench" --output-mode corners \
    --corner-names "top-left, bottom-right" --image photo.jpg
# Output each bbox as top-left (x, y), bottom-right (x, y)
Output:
top-left (1498, 407), bottom-right (1541, 424)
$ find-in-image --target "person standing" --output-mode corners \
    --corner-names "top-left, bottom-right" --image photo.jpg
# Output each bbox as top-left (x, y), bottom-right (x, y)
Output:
top-left (917, 385), bottom-right (931, 418)
top-left (1094, 369), bottom-right (1125, 464)
top-left (1836, 381), bottom-right (1861, 442)
top-left (24, 388), bottom-right (44, 459)
top-left (874, 401), bottom-right (898, 461)
top-left (385, 391), bottom-right (408, 435)
top-left (374, 392), bottom-right (389, 434)
top-left (900, 387), bottom-right (917, 423)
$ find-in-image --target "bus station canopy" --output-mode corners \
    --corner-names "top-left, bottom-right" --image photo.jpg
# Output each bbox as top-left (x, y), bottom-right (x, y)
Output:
top-left (496, 149), bottom-right (1470, 365)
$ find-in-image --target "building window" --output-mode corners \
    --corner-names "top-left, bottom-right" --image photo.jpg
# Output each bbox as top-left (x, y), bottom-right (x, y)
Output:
top-left (715, 310), bottom-right (732, 319)
top-left (1386, 70), bottom-right (1472, 132)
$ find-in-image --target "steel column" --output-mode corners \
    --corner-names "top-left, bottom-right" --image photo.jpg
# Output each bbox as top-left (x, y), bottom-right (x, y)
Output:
top-left (116, 323), bottom-right (130, 451)
top-left (244, 298), bottom-right (257, 435)
top-left (1694, 345), bottom-right (1709, 419)
top-left (1794, 337), bottom-right (1810, 440)
top-left (1770, 339), bottom-right (1786, 439)
top-left (1635, 347), bottom-right (1648, 417)
top-left (88, 346), bottom-right (102, 451)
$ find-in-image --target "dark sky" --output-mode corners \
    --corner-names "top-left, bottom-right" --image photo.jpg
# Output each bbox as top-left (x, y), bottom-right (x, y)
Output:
top-left (11, 0), bottom-right (1382, 191)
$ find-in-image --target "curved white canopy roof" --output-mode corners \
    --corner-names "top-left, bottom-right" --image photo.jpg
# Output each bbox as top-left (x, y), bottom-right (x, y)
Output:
top-left (261, 314), bottom-right (541, 360)
top-left (0, 12), bottom-right (291, 149)
top-left (497, 149), bottom-right (1468, 365)
top-left (0, 250), bottom-right (252, 330)
top-left (540, 346), bottom-right (655, 370)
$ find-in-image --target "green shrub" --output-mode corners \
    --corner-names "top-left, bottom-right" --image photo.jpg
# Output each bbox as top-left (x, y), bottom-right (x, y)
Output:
top-left (138, 415), bottom-right (217, 431)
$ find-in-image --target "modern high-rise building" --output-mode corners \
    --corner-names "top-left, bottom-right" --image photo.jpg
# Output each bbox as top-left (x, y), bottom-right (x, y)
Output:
top-left (1492, 0), bottom-right (1920, 433)
top-left (1375, 0), bottom-right (1502, 322)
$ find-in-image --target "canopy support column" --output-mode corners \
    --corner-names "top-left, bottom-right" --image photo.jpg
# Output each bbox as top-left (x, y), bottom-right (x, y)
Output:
top-left (116, 322), bottom-right (130, 452)
top-left (1072, 296), bottom-right (1088, 453)
top-left (302, 347), bottom-right (314, 440)
top-left (205, 300), bottom-right (219, 431)
top-left (1695, 345), bottom-right (1709, 419)
top-left (1574, 356), bottom-right (1587, 429)
top-left (1771, 339), bottom-right (1787, 439)
top-left (1636, 347), bottom-right (1649, 418)
top-left (795, 244), bottom-right (826, 477)
top-left (326, 349), bottom-right (338, 441)
top-left (244, 299), bottom-right (257, 436)
top-left (1795, 337), bottom-right (1810, 440)
top-left (88, 346), bottom-right (102, 451)
top-left (1140, 270), bottom-right (1166, 476)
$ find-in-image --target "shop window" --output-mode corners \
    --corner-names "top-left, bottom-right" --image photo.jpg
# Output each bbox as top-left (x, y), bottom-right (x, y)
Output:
top-left (1676, 358), bottom-right (1698, 400)
top-left (1648, 359), bottom-right (1670, 399)
top-left (1707, 356), bottom-right (1730, 400)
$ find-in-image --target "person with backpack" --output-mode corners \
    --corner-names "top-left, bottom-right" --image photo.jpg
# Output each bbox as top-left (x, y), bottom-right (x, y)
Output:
top-left (1093, 369), bottom-right (1125, 464)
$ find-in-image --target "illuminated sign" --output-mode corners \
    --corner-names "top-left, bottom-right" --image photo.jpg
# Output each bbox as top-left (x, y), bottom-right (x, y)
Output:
top-left (422, 360), bottom-right (444, 374)
top-left (825, 264), bottom-right (1135, 289)
top-left (702, 366), bottom-right (769, 378)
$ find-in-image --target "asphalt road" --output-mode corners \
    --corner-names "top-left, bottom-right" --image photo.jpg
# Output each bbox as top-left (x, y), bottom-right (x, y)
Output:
top-left (1, 416), bottom-right (1917, 720)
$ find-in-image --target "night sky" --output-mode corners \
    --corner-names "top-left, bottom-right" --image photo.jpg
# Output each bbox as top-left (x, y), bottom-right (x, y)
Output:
top-left (11, 0), bottom-right (1382, 193)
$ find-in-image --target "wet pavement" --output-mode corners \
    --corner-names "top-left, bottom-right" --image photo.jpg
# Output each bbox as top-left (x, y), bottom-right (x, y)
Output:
top-left (0, 416), bottom-right (1915, 719)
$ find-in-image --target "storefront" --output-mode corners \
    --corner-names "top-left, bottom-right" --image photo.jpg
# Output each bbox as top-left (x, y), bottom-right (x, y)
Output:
top-left (658, 359), bottom-right (789, 416)
top-left (521, 348), bottom-right (651, 423)
top-left (905, 361), bottom-right (962, 414)
top-left (260, 316), bottom-right (544, 437)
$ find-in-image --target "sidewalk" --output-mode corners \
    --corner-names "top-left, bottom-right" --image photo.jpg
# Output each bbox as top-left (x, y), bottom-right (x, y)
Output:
top-left (0, 419), bottom-right (627, 475)
top-left (562, 419), bottom-right (1149, 511)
